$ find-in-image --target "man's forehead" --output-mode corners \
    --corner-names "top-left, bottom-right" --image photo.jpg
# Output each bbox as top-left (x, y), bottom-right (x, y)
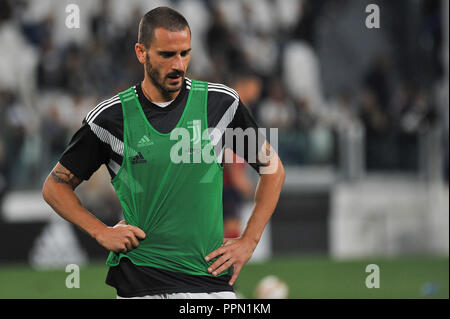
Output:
top-left (152, 27), bottom-right (191, 49)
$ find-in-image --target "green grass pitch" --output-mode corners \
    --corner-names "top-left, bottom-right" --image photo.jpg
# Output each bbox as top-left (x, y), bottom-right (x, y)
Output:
top-left (0, 256), bottom-right (447, 299)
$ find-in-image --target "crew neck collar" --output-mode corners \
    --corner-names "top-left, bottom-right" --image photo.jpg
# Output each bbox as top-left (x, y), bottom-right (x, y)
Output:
top-left (135, 79), bottom-right (186, 112)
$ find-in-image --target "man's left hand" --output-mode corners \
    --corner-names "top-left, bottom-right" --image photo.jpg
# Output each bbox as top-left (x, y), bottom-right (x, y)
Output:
top-left (205, 237), bottom-right (257, 286)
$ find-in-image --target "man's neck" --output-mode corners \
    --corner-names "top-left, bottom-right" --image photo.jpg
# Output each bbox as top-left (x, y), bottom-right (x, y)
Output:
top-left (141, 76), bottom-right (181, 103)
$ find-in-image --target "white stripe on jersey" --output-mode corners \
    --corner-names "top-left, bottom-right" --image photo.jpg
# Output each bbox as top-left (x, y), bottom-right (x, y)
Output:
top-left (186, 84), bottom-right (239, 102)
top-left (205, 88), bottom-right (238, 101)
top-left (207, 84), bottom-right (239, 100)
top-left (210, 99), bottom-right (240, 164)
top-left (88, 122), bottom-right (124, 156)
top-left (213, 99), bottom-right (240, 143)
top-left (185, 78), bottom-right (239, 101)
top-left (87, 99), bottom-right (121, 124)
top-left (108, 159), bottom-right (121, 175)
top-left (85, 95), bottom-right (119, 123)
top-left (86, 85), bottom-right (141, 124)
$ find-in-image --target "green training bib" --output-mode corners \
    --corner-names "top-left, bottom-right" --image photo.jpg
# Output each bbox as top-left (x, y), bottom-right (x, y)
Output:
top-left (106, 80), bottom-right (226, 277)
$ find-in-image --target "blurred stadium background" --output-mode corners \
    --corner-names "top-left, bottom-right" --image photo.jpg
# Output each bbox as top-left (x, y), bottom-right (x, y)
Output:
top-left (0, 0), bottom-right (448, 299)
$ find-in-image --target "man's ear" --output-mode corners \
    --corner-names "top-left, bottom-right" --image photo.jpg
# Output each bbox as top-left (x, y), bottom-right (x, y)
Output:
top-left (135, 43), bottom-right (147, 64)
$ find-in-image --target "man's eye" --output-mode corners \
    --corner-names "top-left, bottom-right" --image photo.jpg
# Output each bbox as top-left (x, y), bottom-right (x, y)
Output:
top-left (181, 51), bottom-right (190, 57)
top-left (161, 52), bottom-right (175, 58)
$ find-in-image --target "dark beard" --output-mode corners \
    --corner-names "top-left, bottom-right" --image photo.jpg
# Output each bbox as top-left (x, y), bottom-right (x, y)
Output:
top-left (145, 54), bottom-right (183, 99)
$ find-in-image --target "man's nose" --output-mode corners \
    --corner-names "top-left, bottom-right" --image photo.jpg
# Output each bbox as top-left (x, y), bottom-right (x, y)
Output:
top-left (172, 55), bottom-right (184, 71)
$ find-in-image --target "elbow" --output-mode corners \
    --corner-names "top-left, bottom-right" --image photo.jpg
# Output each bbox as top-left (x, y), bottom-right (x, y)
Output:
top-left (279, 161), bottom-right (286, 188)
top-left (41, 176), bottom-right (52, 204)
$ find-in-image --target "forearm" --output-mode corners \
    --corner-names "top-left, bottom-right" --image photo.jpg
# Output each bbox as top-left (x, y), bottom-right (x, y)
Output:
top-left (207, 156), bottom-right (285, 285)
top-left (42, 173), bottom-right (146, 253)
top-left (241, 156), bottom-right (285, 246)
top-left (42, 163), bottom-right (107, 239)
top-left (43, 182), bottom-right (106, 238)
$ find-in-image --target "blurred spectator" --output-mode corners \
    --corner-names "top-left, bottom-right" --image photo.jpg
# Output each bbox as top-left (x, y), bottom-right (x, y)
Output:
top-left (67, 93), bottom-right (95, 134)
top-left (328, 89), bottom-right (359, 130)
top-left (36, 36), bottom-right (62, 91)
top-left (290, 0), bottom-right (327, 48)
top-left (274, 0), bottom-right (303, 35)
top-left (21, 13), bottom-right (54, 49)
top-left (221, 72), bottom-right (262, 238)
top-left (0, 139), bottom-right (6, 218)
top-left (359, 89), bottom-right (388, 136)
top-left (259, 78), bottom-right (296, 131)
top-left (235, 0), bottom-right (279, 76)
top-left (90, 0), bottom-right (117, 48)
top-left (0, 90), bottom-right (27, 189)
top-left (41, 105), bottom-right (69, 168)
top-left (445, 134), bottom-right (449, 186)
top-left (205, 5), bottom-right (246, 81)
top-left (242, 32), bottom-right (279, 77)
top-left (359, 53), bottom-right (411, 171)
top-left (397, 85), bottom-right (438, 170)
top-left (230, 73), bottom-right (262, 109)
top-left (359, 88), bottom-right (391, 170)
top-left (420, 0), bottom-right (443, 80)
top-left (398, 86), bottom-right (436, 135)
top-left (60, 43), bottom-right (91, 95)
top-left (364, 53), bottom-right (392, 113)
top-left (258, 78), bottom-right (299, 164)
top-left (0, 0), bottom-right (37, 97)
top-left (282, 41), bottom-right (324, 117)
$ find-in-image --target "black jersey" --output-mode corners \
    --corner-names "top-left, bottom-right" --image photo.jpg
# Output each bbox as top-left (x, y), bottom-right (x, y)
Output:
top-left (59, 78), bottom-right (264, 296)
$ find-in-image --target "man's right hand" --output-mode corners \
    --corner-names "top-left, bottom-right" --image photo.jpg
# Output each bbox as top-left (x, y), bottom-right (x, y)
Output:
top-left (42, 163), bottom-right (147, 254)
top-left (95, 220), bottom-right (146, 253)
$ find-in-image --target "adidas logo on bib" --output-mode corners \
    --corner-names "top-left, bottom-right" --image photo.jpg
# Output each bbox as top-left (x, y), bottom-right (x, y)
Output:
top-left (137, 135), bottom-right (154, 147)
top-left (130, 152), bottom-right (147, 164)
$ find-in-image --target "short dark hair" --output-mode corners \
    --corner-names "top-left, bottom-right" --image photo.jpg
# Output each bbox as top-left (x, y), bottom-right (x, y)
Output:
top-left (138, 7), bottom-right (190, 48)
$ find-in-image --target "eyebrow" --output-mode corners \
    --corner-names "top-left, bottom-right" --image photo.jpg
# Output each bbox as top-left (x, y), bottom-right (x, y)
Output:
top-left (157, 48), bottom-right (192, 55)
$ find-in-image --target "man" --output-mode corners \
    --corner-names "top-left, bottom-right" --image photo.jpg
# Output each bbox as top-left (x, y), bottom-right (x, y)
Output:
top-left (42, 7), bottom-right (285, 299)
